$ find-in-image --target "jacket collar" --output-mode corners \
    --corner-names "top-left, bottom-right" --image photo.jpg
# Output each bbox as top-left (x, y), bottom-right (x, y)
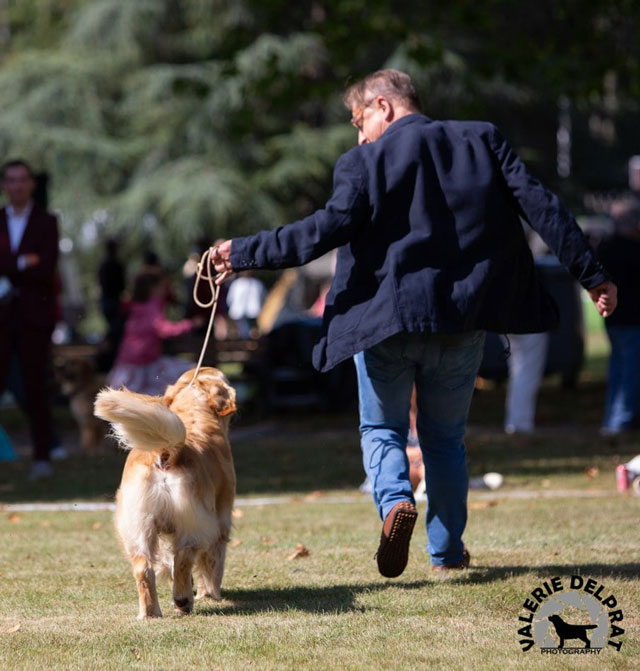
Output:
top-left (381, 113), bottom-right (431, 139)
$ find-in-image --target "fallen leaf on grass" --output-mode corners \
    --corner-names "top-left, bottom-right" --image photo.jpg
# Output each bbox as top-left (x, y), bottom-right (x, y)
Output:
top-left (229, 539), bottom-right (242, 548)
top-left (1, 624), bottom-right (21, 633)
top-left (260, 536), bottom-right (274, 545)
top-left (304, 490), bottom-right (324, 501)
top-left (231, 509), bottom-right (244, 519)
top-left (584, 467), bottom-right (599, 479)
top-left (92, 522), bottom-right (102, 530)
top-left (468, 500), bottom-right (498, 510)
top-left (40, 520), bottom-right (51, 528)
top-left (287, 543), bottom-right (310, 560)
top-left (541, 479), bottom-right (552, 488)
top-left (7, 513), bottom-right (21, 524)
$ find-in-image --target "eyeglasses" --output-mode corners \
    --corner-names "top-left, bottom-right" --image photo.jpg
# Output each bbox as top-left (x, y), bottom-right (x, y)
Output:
top-left (350, 99), bottom-right (376, 131)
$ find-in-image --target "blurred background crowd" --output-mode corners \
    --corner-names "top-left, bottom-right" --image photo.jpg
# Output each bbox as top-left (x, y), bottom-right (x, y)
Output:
top-left (0, 0), bottom-right (639, 479)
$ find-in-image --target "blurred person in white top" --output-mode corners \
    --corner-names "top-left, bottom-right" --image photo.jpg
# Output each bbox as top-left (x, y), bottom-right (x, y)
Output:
top-left (226, 272), bottom-right (266, 338)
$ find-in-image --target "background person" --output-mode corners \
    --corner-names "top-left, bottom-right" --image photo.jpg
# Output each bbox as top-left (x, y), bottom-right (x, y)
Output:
top-left (211, 69), bottom-right (616, 578)
top-left (107, 270), bottom-right (202, 395)
top-left (226, 271), bottom-right (266, 339)
top-left (0, 159), bottom-right (59, 481)
top-left (96, 237), bottom-right (126, 371)
top-left (503, 230), bottom-right (553, 435)
top-left (503, 332), bottom-right (549, 435)
top-left (597, 201), bottom-right (640, 436)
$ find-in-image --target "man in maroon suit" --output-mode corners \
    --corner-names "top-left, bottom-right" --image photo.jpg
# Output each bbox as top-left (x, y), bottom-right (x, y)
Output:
top-left (0, 160), bottom-right (59, 480)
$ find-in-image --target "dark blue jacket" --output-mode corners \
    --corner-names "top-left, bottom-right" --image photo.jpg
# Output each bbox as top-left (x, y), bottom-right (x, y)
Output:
top-left (231, 114), bottom-right (608, 372)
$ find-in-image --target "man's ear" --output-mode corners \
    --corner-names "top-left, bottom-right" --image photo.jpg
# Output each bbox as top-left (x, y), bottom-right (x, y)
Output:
top-left (379, 96), bottom-right (394, 122)
top-left (208, 381), bottom-right (237, 417)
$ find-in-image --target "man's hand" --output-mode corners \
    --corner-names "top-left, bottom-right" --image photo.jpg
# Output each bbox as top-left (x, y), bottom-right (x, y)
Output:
top-left (210, 240), bottom-right (234, 284)
top-left (22, 253), bottom-right (40, 268)
top-left (588, 280), bottom-right (617, 318)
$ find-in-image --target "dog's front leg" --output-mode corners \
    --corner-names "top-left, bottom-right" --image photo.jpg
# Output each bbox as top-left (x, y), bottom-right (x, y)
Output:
top-left (132, 555), bottom-right (162, 619)
top-left (173, 547), bottom-right (196, 615)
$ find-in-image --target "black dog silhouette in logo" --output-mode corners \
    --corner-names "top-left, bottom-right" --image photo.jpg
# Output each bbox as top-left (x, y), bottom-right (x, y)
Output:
top-left (548, 614), bottom-right (598, 649)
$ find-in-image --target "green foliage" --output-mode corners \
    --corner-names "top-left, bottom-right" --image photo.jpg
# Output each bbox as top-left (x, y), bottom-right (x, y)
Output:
top-left (0, 0), bottom-right (637, 273)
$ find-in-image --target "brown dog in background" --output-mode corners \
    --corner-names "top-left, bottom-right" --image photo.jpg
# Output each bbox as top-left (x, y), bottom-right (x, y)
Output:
top-left (94, 367), bottom-right (236, 619)
top-left (55, 356), bottom-right (107, 452)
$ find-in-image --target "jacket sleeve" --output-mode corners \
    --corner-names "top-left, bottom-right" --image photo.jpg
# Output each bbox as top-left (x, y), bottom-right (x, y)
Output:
top-left (18, 213), bottom-right (59, 285)
top-left (0, 253), bottom-right (18, 275)
top-left (230, 150), bottom-right (368, 271)
top-left (488, 125), bottom-right (609, 289)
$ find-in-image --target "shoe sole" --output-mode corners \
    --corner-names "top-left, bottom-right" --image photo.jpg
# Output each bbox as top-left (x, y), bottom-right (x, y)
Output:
top-left (376, 507), bottom-right (418, 578)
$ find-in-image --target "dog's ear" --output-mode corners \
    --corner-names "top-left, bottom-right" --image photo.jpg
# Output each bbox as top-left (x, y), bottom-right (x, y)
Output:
top-left (163, 382), bottom-right (177, 407)
top-left (163, 369), bottom-right (198, 406)
top-left (163, 375), bottom-right (191, 406)
top-left (208, 380), bottom-right (236, 417)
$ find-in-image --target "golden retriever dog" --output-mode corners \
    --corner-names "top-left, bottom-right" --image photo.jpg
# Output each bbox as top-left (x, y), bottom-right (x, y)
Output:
top-left (94, 367), bottom-right (236, 619)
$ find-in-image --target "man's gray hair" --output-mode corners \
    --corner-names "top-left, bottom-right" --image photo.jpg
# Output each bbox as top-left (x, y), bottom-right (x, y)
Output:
top-left (343, 69), bottom-right (422, 112)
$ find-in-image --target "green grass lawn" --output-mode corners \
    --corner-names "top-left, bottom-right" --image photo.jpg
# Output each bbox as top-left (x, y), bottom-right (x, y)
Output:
top-left (1, 496), bottom-right (638, 671)
top-left (1, 321), bottom-right (639, 670)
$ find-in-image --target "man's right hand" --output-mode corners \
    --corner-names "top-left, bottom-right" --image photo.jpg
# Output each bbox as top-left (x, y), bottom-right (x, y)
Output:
top-left (21, 253), bottom-right (40, 268)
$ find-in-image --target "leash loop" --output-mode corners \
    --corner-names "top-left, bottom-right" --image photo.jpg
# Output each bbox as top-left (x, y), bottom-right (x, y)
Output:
top-left (189, 246), bottom-right (222, 386)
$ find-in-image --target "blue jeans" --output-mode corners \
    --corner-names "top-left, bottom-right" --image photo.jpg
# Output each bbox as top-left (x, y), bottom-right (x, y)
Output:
top-left (354, 330), bottom-right (486, 567)
top-left (603, 325), bottom-right (640, 432)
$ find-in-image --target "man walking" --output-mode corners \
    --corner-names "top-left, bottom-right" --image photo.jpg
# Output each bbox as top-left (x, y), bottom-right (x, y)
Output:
top-left (212, 69), bottom-right (616, 577)
top-left (0, 160), bottom-right (59, 480)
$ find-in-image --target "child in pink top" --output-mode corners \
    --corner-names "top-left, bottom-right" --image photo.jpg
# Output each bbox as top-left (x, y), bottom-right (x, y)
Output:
top-left (107, 270), bottom-right (200, 395)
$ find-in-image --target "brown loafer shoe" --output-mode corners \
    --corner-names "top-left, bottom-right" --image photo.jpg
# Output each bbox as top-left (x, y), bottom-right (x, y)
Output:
top-left (376, 501), bottom-right (418, 578)
top-left (431, 546), bottom-right (470, 572)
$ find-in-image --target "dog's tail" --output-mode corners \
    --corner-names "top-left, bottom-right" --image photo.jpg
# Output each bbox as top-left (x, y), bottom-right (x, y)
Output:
top-left (94, 388), bottom-right (185, 453)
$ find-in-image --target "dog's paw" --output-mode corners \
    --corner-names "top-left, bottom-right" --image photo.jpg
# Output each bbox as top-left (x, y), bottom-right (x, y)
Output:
top-left (174, 597), bottom-right (194, 615)
top-left (137, 611), bottom-right (162, 620)
top-left (195, 591), bottom-right (221, 601)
